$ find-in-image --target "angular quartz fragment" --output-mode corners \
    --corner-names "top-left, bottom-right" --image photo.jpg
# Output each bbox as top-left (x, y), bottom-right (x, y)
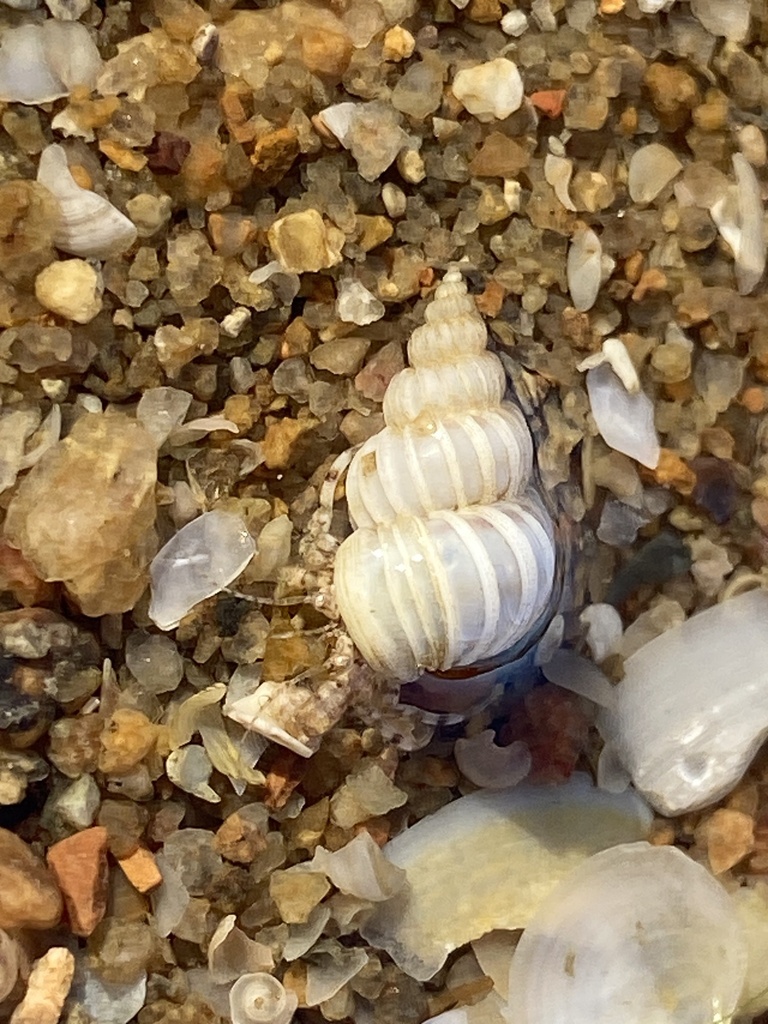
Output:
top-left (148, 510), bottom-right (256, 630)
top-left (4, 413), bottom-right (158, 616)
top-left (599, 589), bottom-right (768, 816)
top-left (360, 774), bottom-right (653, 980)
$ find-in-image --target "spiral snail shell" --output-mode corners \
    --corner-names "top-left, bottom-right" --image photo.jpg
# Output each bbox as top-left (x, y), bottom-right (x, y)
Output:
top-left (333, 266), bottom-right (558, 683)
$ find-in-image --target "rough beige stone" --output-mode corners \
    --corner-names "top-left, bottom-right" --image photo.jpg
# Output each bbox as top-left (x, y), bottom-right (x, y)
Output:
top-left (34, 259), bottom-right (103, 323)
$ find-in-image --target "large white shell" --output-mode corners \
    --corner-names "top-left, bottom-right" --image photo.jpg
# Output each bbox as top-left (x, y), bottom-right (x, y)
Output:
top-left (360, 773), bottom-right (653, 981)
top-left (334, 267), bottom-right (557, 683)
top-left (598, 588), bottom-right (768, 815)
top-left (37, 144), bottom-right (138, 260)
top-left (507, 842), bottom-right (748, 1024)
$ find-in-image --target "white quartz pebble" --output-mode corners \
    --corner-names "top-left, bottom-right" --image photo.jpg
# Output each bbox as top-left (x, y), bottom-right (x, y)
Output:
top-left (451, 58), bottom-right (524, 122)
top-left (148, 511), bottom-right (256, 630)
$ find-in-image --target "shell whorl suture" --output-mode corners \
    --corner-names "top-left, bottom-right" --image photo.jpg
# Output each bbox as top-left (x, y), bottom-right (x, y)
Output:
top-left (333, 265), bottom-right (558, 684)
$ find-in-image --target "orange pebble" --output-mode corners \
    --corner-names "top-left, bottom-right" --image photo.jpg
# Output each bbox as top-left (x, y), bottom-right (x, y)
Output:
top-left (530, 89), bottom-right (567, 118)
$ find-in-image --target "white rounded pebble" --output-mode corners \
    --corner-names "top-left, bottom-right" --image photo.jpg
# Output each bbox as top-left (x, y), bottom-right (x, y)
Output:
top-left (452, 58), bottom-right (524, 122)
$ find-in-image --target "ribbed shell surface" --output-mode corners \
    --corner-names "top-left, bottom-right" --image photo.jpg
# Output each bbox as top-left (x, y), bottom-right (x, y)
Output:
top-left (333, 265), bottom-right (558, 683)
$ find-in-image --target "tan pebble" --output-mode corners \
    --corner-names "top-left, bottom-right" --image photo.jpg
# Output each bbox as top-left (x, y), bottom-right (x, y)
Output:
top-left (475, 279), bottom-right (506, 317)
top-left (623, 251), bottom-right (644, 285)
top-left (117, 847), bottom-right (162, 894)
top-left (267, 209), bottom-right (343, 274)
top-left (631, 267), bottom-right (667, 302)
top-left (469, 132), bottom-right (533, 177)
top-left (599, 0), bottom-right (624, 11)
top-left (281, 317), bottom-right (313, 357)
top-left (98, 139), bottom-right (148, 172)
top-left (649, 449), bottom-right (697, 495)
top-left (354, 215), bottom-right (394, 252)
top-left (46, 826), bottom-right (108, 937)
top-left (67, 163), bottom-right (92, 190)
top-left (98, 708), bottom-right (157, 775)
top-left (466, 0), bottom-right (502, 21)
top-left (644, 63), bottom-right (700, 128)
top-left (207, 211), bottom-right (257, 256)
top-left (34, 260), bottom-right (103, 324)
top-left (355, 341), bottom-right (405, 403)
top-left (251, 127), bottom-right (300, 186)
top-left (0, 829), bottom-right (61, 930)
top-left (300, 27), bottom-right (353, 76)
top-left (223, 394), bottom-right (253, 432)
top-left (726, 782), bottom-right (759, 818)
top-left (382, 25), bottom-right (415, 62)
top-left (262, 417), bottom-right (318, 469)
top-left (619, 105), bottom-right (638, 134)
top-left (698, 808), bottom-right (754, 875)
top-left (647, 819), bottom-right (675, 846)
top-left (740, 386), bottom-right (766, 414)
top-left (269, 868), bottom-right (330, 923)
top-left (9, 947), bottom-right (74, 1024)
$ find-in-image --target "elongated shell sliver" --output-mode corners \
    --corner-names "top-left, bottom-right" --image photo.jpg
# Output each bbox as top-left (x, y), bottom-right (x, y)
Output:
top-left (333, 266), bottom-right (558, 682)
top-left (507, 842), bottom-right (747, 1024)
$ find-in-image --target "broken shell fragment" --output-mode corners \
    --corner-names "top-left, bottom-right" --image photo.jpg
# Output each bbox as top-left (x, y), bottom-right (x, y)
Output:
top-left (711, 154), bottom-right (766, 296)
top-left (598, 589), bottom-right (768, 815)
top-left (508, 842), bottom-right (747, 1024)
top-left (627, 143), bottom-right (682, 204)
top-left (148, 510), bottom-right (256, 631)
top-left (37, 144), bottom-right (137, 260)
top-left (0, 21), bottom-right (102, 105)
top-left (567, 224), bottom-right (603, 312)
top-left (583, 361), bottom-right (660, 469)
top-left (360, 773), bottom-right (652, 980)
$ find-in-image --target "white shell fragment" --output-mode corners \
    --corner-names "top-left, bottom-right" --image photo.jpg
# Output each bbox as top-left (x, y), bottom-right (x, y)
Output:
top-left (627, 143), bottom-right (682, 205)
top-left (334, 266), bottom-right (557, 683)
top-left (711, 154), bottom-right (766, 296)
top-left (148, 510), bottom-right (256, 631)
top-left (544, 154), bottom-right (576, 212)
top-left (229, 972), bottom-right (297, 1024)
top-left (451, 59), bottom-right (524, 122)
top-left (584, 362), bottom-right (660, 469)
top-left (598, 589), bottom-right (768, 816)
top-left (567, 225), bottom-right (602, 312)
top-left (37, 144), bottom-right (138, 260)
top-left (0, 21), bottom-right (102, 104)
top-left (308, 832), bottom-right (407, 902)
top-left (360, 773), bottom-right (653, 980)
top-left (508, 842), bottom-right (748, 1024)
top-left (454, 731), bottom-right (531, 789)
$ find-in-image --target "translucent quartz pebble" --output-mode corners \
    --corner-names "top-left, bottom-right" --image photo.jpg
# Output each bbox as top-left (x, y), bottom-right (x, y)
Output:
top-left (567, 224), bottom-right (602, 312)
top-left (360, 773), bottom-right (653, 980)
top-left (507, 842), bottom-right (747, 1024)
top-left (598, 589), bottom-right (768, 815)
top-left (0, 21), bottom-right (102, 104)
top-left (73, 965), bottom-right (147, 1024)
top-left (585, 363), bottom-right (660, 469)
top-left (627, 143), bottom-right (682, 204)
top-left (148, 511), bottom-right (256, 631)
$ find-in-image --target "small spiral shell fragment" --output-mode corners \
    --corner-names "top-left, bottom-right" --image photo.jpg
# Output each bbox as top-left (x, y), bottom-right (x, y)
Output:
top-left (333, 266), bottom-right (558, 683)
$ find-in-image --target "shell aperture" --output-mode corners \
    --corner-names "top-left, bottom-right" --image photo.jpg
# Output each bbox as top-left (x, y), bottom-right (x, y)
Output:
top-left (333, 266), bottom-right (558, 683)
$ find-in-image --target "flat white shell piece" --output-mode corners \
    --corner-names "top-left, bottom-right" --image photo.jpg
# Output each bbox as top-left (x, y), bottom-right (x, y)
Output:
top-left (148, 510), bottom-right (256, 631)
top-left (360, 773), bottom-right (653, 981)
top-left (585, 362), bottom-right (660, 468)
top-left (507, 842), bottom-right (747, 1024)
top-left (598, 588), bottom-right (768, 815)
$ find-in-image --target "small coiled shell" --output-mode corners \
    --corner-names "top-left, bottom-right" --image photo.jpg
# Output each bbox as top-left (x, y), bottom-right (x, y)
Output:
top-left (229, 972), bottom-right (298, 1024)
top-left (334, 266), bottom-right (558, 683)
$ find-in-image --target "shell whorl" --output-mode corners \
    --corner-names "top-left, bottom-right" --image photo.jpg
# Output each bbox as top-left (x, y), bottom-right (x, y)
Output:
top-left (334, 266), bottom-right (558, 683)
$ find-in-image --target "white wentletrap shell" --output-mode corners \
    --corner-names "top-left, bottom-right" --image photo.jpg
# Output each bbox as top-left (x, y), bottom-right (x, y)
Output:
top-left (333, 266), bottom-right (558, 683)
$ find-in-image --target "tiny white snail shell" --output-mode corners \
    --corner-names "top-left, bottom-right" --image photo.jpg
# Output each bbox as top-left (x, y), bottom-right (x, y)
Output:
top-left (333, 266), bottom-right (558, 683)
top-left (229, 972), bottom-right (298, 1024)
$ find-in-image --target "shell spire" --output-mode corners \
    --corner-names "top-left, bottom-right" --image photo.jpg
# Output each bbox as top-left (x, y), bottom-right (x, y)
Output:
top-left (333, 266), bottom-right (558, 683)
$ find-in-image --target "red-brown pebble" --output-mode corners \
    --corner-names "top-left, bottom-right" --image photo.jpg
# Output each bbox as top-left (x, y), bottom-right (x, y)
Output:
top-left (46, 826), bottom-right (109, 937)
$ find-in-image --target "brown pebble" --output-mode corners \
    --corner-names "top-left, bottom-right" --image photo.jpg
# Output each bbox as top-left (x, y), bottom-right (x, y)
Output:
top-left (117, 847), bottom-right (162, 895)
top-left (262, 416), bottom-right (319, 470)
top-left (632, 268), bottom-right (667, 302)
top-left (644, 62), bottom-right (700, 129)
top-left (146, 132), bottom-right (191, 175)
top-left (251, 127), bottom-right (300, 186)
top-left (469, 132), bottom-right (533, 177)
top-left (0, 829), bottom-right (61, 930)
top-left (46, 826), bottom-right (109, 937)
top-left (355, 341), bottom-right (405, 403)
top-left (697, 808), bottom-right (754, 874)
top-left (264, 748), bottom-right (307, 811)
top-left (465, 0), bottom-right (502, 21)
top-left (475, 279), bottom-right (506, 317)
top-left (300, 27), bottom-right (353, 76)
